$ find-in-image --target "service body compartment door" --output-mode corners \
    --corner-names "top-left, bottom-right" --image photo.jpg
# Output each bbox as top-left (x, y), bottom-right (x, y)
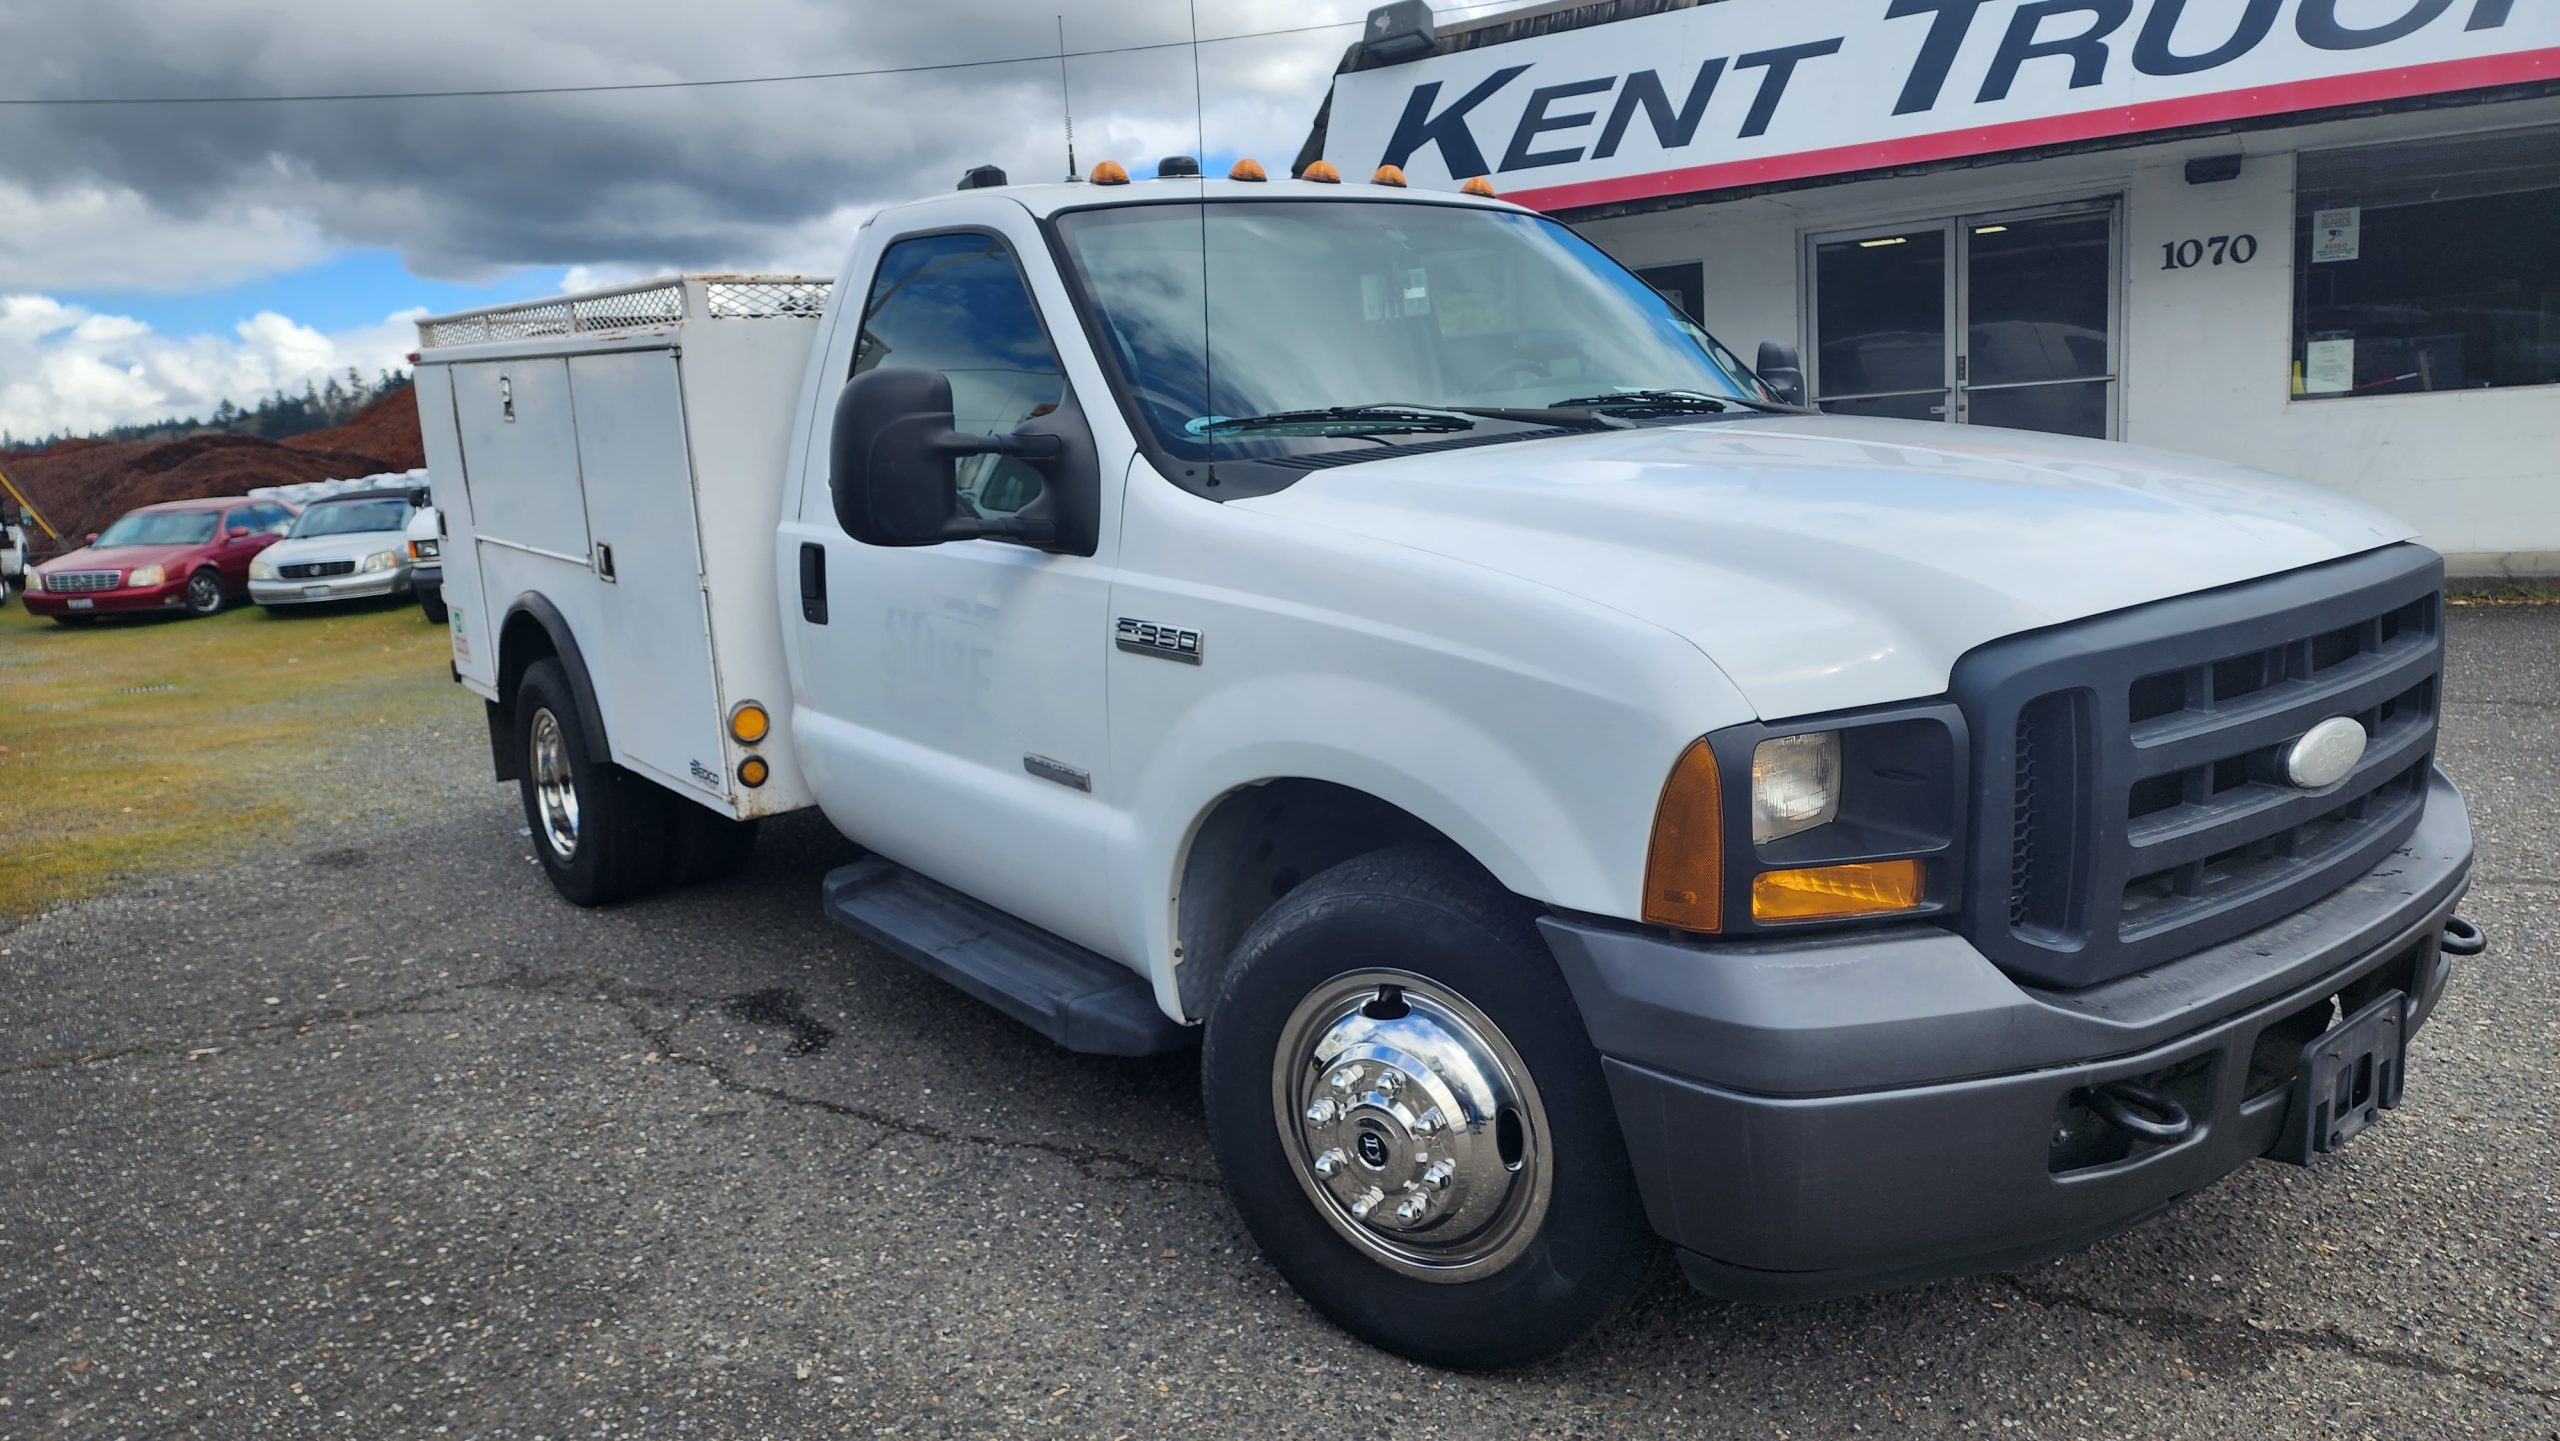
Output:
top-left (413, 364), bottom-right (496, 688)
top-left (452, 359), bottom-right (590, 560)
top-left (567, 349), bottom-right (729, 809)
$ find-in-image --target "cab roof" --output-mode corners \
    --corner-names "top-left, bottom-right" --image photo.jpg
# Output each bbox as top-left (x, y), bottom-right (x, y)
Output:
top-left (874, 176), bottom-right (1531, 225)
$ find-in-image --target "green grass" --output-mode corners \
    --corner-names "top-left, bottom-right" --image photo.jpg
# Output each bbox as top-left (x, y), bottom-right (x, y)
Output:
top-left (0, 595), bottom-right (474, 920)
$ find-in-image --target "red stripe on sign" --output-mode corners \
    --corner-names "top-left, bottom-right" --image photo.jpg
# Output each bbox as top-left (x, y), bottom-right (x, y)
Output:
top-left (1502, 47), bottom-right (2560, 212)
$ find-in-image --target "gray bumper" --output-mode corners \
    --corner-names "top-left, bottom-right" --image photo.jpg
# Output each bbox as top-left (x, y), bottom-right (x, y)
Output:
top-left (1542, 770), bottom-right (2474, 1301)
top-left (251, 570), bottom-right (409, 605)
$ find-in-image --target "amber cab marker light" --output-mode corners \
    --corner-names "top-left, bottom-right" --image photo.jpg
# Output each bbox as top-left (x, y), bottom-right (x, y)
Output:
top-left (1642, 739), bottom-right (1725, 932)
top-left (1751, 860), bottom-right (1926, 924)
top-left (738, 756), bottom-right (771, 789)
top-left (728, 701), bottom-right (772, 746)
top-left (1372, 164), bottom-right (1409, 188)
top-left (1301, 159), bottom-right (1342, 183)
top-left (1090, 160), bottom-right (1131, 186)
top-left (1229, 158), bottom-right (1268, 182)
top-left (1461, 176), bottom-right (1498, 198)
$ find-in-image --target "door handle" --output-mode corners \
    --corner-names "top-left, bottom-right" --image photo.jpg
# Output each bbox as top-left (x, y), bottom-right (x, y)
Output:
top-left (799, 542), bottom-right (828, 624)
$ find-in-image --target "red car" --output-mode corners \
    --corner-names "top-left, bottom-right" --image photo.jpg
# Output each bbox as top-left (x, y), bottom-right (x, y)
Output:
top-left (23, 496), bottom-right (298, 624)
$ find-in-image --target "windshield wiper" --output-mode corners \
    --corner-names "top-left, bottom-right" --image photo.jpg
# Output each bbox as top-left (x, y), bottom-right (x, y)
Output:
top-left (1196, 406), bottom-right (1481, 438)
top-left (1543, 388), bottom-right (1799, 417)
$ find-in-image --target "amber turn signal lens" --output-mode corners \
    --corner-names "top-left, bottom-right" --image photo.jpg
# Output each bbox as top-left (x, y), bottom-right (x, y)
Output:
top-left (1750, 860), bottom-right (1925, 924)
top-left (1301, 159), bottom-right (1342, 183)
top-left (738, 756), bottom-right (771, 789)
top-left (1371, 164), bottom-right (1408, 187)
top-left (1090, 160), bottom-right (1131, 186)
top-left (1642, 739), bottom-right (1725, 932)
top-left (1228, 158), bottom-right (1268, 181)
top-left (728, 702), bottom-right (771, 745)
top-left (1460, 176), bottom-right (1498, 198)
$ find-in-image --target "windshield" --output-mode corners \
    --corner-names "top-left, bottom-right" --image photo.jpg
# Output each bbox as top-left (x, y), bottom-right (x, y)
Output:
top-left (1054, 200), bottom-right (1768, 460)
top-left (290, 499), bottom-right (411, 539)
top-left (95, 510), bottom-right (219, 548)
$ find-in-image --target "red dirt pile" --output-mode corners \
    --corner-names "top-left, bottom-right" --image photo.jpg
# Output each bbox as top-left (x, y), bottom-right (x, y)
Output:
top-left (2, 387), bottom-right (422, 550)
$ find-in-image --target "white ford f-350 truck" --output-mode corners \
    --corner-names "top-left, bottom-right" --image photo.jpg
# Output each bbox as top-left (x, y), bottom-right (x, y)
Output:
top-left (416, 162), bottom-right (2481, 1369)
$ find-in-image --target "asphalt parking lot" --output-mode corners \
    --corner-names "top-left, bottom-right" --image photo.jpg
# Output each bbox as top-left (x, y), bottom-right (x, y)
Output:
top-left (4, 607), bottom-right (2556, 1439)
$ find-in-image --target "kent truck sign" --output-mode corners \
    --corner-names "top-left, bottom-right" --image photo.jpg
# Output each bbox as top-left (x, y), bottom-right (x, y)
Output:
top-left (1322, 0), bottom-right (2559, 210)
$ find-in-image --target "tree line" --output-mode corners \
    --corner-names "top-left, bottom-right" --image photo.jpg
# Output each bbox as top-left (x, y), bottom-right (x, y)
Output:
top-left (1, 368), bottom-right (414, 452)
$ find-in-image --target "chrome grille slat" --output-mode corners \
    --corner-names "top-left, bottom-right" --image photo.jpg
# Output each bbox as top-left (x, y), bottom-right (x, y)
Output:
top-left (45, 570), bottom-right (121, 593)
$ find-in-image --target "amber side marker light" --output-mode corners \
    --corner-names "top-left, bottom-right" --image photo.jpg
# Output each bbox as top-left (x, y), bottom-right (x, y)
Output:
top-left (738, 757), bottom-right (771, 789)
top-left (1642, 739), bottom-right (1725, 932)
top-left (1301, 159), bottom-right (1342, 183)
top-left (728, 702), bottom-right (771, 746)
top-left (1090, 160), bottom-right (1131, 186)
top-left (1751, 860), bottom-right (1925, 924)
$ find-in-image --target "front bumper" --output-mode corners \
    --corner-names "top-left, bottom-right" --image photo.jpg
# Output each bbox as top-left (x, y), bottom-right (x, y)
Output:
top-left (1543, 770), bottom-right (2474, 1302)
top-left (22, 579), bottom-right (189, 615)
top-left (250, 569), bottom-right (409, 606)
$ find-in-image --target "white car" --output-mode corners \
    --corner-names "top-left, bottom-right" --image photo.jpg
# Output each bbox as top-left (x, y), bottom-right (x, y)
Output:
top-left (0, 515), bottom-right (27, 608)
top-left (247, 491), bottom-right (420, 609)
top-left (406, 502), bottom-right (447, 624)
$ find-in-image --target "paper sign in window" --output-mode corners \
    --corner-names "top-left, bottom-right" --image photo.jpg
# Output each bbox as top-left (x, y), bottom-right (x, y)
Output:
top-left (2305, 339), bottom-right (2356, 394)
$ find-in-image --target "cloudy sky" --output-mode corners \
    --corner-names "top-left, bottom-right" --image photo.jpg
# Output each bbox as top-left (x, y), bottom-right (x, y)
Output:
top-left (0, 0), bottom-right (1503, 440)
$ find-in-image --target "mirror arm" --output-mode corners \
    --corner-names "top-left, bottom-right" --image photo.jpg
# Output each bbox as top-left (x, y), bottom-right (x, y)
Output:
top-left (929, 430), bottom-right (1063, 462)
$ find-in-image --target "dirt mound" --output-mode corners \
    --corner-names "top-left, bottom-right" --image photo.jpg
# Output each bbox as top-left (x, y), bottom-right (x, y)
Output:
top-left (2, 385), bottom-right (423, 550)
top-left (286, 388), bottom-right (424, 471)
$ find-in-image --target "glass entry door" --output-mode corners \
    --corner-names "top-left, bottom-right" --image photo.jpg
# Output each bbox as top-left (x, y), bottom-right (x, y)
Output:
top-left (1810, 202), bottom-right (2120, 439)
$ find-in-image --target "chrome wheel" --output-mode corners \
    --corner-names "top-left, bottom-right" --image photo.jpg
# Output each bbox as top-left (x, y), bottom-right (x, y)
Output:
top-left (1272, 969), bottom-right (1552, 1282)
top-left (528, 707), bottom-right (580, 861)
top-left (186, 571), bottom-right (222, 614)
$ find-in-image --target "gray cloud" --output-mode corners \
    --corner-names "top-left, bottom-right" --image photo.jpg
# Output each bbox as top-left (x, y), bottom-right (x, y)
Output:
top-left (0, 0), bottom-right (1365, 282)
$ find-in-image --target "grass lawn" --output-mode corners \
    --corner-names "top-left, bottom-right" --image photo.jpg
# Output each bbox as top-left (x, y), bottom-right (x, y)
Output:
top-left (0, 594), bottom-right (474, 920)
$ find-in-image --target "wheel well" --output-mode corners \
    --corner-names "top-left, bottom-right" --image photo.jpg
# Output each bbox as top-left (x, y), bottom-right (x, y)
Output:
top-left (496, 609), bottom-right (558, 708)
top-left (1171, 779), bottom-right (1456, 1019)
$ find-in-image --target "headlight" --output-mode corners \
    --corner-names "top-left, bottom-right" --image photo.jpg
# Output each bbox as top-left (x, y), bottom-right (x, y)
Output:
top-left (411, 538), bottom-right (440, 560)
top-left (1751, 732), bottom-right (1841, 843)
top-left (249, 557), bottom-right (277, 581)
top-left (127, 564), bottom-right (166, 588)
top-left (361, 549), bottom-right (401, 573)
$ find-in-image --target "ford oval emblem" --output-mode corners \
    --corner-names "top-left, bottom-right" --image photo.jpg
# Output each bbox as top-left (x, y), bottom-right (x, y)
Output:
top-left (2284, 717), bottom-right (2368, 790)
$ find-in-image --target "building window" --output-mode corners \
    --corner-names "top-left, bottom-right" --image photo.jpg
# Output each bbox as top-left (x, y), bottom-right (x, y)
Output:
top-left (2294, 127), bottom-right (2560, 401)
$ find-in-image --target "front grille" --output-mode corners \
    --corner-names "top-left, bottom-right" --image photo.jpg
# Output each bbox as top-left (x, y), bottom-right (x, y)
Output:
top-left (45, 570), bottom-right (121, 593)
top-left (278, 560), bottom-right (356, 580)
top-left (1958, 545), bottom-right (2443, 988)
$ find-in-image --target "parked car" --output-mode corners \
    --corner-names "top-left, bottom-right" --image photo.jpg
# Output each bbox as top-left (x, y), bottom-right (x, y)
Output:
top-left (0, 513), bottom-right (27, 609)
top-left (248, 490), bottom-right (421, 610)
top-left (407, 499), bottom-right (447, 624)
top-left (22, 496), bottom-right (295, 624)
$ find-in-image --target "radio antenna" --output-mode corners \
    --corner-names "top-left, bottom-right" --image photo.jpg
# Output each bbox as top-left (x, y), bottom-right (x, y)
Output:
top-left (1055, 16), bottom-right (1077, 181)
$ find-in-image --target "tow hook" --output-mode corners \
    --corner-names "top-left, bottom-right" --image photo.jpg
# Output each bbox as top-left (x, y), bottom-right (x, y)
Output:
top-left (2077, 1080), bottom-right (2196, 1144)
top-left (2441, 915), bottom-right (2486, 956)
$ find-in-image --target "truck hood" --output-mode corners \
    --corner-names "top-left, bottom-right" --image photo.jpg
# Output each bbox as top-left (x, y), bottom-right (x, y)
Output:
top-left (1237, 414), bottom-right (2414, 720)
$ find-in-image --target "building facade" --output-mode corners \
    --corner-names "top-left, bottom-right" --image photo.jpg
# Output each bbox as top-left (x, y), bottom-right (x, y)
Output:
top-left (1307, 0), bottom-right (2560, 574)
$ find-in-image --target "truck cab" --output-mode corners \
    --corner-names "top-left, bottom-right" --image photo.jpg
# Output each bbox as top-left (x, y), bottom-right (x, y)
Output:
top-left (416, 162), bottom-right (2477, 1370)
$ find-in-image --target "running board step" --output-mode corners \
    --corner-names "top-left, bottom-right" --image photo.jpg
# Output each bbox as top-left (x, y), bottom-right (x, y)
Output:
top-left (820, 858), bottom-right (1194, 1056)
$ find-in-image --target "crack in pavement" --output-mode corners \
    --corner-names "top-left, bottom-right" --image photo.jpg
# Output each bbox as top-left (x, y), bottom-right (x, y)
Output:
top-left (9, 964), bottom-right (1221, 1194)
top-left (479, 961), bottom-right (1220, 1193)
top-left (2003, 1278), bottom-right (2560, 1400)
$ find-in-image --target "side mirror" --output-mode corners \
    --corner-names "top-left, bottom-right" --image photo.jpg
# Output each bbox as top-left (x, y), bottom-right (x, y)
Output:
top-left (828, 368), bottom-right (1061, 548)
top-left (1755, 341), bottom-right (1809, 408)
top-left (85, 531), bottom-right (100, 546)
top-left (228, 526), bottom-right (252, 541)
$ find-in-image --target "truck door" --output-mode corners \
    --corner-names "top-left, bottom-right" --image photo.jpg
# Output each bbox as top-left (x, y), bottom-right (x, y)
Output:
top-left (784, 225), bottom-right (1120, 955)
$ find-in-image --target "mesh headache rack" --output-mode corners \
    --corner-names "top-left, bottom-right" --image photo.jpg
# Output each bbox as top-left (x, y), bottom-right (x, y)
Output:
top-left (416, 274), bottom-right (833, 349)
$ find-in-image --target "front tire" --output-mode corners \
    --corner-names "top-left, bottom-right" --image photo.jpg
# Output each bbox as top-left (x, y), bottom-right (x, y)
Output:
top-left (184, 568), bottom-right (226, 616)
top-left (1201, 846), bottom-right (1656, 1369)
top-left (515, 659), bottom-right (671, 906)
top-left (417, 588), bottom-right (449, 625)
